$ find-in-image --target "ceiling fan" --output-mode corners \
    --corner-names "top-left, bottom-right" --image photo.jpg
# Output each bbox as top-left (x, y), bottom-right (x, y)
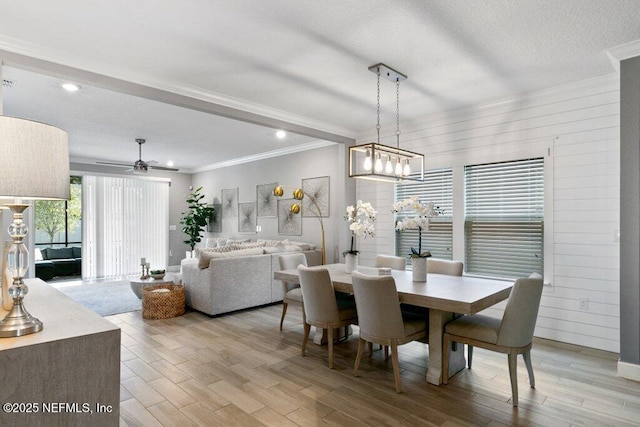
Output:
top-left (97, 138), bottom-right (179, 173)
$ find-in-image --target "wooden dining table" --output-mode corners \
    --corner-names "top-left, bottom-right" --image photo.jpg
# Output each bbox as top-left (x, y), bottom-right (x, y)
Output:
top-left (274, 263), bottom-right (514, 385)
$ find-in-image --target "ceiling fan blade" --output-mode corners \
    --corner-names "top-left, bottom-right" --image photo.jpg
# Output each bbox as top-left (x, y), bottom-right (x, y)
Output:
top-left (96, 161), bottom-right (131, 167)
top-left (149, 165), bottom-right (179, 172)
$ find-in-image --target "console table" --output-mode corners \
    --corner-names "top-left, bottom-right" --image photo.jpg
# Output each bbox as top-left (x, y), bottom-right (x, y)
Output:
top-left (0, 279), bottom-right (120, 426)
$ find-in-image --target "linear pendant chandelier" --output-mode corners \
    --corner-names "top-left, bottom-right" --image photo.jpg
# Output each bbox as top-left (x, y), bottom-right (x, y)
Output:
top-left (349, 63), bottom-right (424, 183)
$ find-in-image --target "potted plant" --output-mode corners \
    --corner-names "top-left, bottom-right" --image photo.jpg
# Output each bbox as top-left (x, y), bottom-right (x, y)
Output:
top-left (343, 200), bottom-right (376, 273)
top-left (180, 187), bottom-right (215, 257)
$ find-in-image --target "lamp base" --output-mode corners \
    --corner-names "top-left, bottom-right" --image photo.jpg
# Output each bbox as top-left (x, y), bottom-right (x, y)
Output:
top-left (0, 301), bottom-right (43, 337)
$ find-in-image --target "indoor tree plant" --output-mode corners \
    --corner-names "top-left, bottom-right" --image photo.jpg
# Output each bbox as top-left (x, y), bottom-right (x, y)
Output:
top-left (392, 195), bottom-right (442, 281)
top-left (180, 187), bottom-right (215, 256)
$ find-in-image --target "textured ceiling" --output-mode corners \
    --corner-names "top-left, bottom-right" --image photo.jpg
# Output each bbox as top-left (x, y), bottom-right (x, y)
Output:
top-left (1, 0), bottom-right (639, 172)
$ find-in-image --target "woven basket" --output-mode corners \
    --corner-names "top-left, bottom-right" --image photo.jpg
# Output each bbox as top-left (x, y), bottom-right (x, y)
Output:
top-left (142, 284), bottom-right (186, 319)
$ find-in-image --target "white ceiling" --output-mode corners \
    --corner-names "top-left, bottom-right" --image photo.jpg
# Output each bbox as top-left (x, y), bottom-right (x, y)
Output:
top-left (1, 1), bottom-right (639, 172)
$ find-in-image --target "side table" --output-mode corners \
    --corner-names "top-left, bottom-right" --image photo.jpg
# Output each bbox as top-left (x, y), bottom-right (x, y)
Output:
top-left (130, 274), bottom-right (176, 299)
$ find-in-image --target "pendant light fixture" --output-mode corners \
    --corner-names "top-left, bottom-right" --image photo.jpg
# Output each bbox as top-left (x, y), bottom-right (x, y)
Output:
top-left (349, 63), bottom-right (424, 183)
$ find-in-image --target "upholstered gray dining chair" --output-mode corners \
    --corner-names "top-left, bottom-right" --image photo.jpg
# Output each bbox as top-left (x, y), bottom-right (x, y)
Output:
top-left (375, 255), bottom-right (406, 270)
top-left (442, 277), bottom-right (544, 406)
top-left (297, 265), bottom-right (358, 369)
top-left (278, 253), bottom-right (308, 330)
top-left (427, 258), bottom-right (464, 276)
top-left (351, 272), bottom-right (428, 393)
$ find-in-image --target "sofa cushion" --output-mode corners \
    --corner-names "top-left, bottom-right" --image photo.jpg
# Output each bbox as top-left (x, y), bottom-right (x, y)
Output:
top-left (47, 247), bottom-right (74, 259)
top-left (198, 247), bottom-right (265, 269)
top-left (72, 247), bottom-right (82, 258)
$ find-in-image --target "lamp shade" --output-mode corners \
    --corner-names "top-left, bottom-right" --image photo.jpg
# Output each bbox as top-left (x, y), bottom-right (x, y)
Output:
top-left (0, 116), bottom-right (70, 200)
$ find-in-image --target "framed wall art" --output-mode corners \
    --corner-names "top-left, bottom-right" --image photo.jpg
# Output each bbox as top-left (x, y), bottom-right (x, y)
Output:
top-left (302, 176), bottom-right (330, 217)
top-left (256, 182), bottom-right (278, 217)
top-left (238, 201), bottom-right (257, 233)
top-left (221, 187), bottom-right (238, 218)
top-left (207, 203), bottom-right (222, 233)
top-left (277, 199), bottom-right (302, 236)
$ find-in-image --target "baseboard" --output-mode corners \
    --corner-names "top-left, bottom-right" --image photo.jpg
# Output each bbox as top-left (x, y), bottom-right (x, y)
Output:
top-left (618, 360), bottom-right (640, 382)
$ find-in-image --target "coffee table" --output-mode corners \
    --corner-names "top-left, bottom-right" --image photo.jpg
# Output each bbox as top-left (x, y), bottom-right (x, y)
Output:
top-left (130, 274), bottom-right (176, 299)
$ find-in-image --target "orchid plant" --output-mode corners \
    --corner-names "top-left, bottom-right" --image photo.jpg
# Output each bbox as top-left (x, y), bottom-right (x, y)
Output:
top-left (343, 200), bottom-right (376, 256)
top-left (392, 195), bottom-right (443, 258)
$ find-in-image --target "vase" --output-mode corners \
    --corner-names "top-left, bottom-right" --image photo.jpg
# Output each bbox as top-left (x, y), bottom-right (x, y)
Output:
top-left (345, 253), bottom-right (358, 274)
top-left (412, 257), bottom-right (427, 282)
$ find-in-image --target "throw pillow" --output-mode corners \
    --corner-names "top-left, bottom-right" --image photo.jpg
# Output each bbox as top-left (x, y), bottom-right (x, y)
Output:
top-left (198, 247), bottom-right (265, 269)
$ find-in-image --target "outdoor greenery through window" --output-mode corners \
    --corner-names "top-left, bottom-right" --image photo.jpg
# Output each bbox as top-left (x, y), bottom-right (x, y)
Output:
top-left (395, 168), bottom-right (453, 265)
top-left (464, 158), bottom-right (544, 279)
top-left (35, 176), bottom-right (82, 249)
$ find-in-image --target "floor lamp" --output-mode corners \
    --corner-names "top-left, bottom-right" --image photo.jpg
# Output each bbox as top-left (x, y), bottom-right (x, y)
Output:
top-left (0, 116), bottom-right (69, 337)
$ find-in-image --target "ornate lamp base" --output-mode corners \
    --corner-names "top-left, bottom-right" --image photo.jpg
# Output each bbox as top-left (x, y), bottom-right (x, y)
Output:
top-left (0, 301), bottom-right (43, 337)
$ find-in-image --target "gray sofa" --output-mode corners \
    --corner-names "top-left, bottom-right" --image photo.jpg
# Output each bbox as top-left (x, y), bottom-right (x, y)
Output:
top-left (181, 248), bottom-right (321, 316)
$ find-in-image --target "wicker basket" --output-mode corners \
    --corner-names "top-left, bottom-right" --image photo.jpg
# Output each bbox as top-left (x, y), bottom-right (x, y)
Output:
top-left (142, 284), bottom-right (186, 319)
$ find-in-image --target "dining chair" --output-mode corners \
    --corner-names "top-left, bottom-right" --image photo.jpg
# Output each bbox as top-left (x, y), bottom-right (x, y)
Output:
top-left (351, 271), bottom-right (428, 393)
top-left (297, 265), bottom-right (358, 368)
top-left (442, 277), bottom-right (544, 406)
top-left (374, 255), bottom-right (406, 270)
top-left (427, 258), bottom-right (463, 276)
top-left (278, 253), bottom-right (308, 330)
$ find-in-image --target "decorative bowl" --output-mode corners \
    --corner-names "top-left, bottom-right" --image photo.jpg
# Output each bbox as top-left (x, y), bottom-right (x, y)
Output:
top-left (151, 273), bottom-right (165, 280)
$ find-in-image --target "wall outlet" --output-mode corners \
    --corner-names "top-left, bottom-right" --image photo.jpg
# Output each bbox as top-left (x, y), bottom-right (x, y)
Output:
top-left (169, 249), bottom-right (173, 257)
top-left (578, 298), bottom-right (589, 310)
top-left (169, 225), bottom-right (177, 231)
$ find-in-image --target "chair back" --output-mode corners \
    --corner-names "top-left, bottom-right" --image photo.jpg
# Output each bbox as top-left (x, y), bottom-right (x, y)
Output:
top-left (279, 253), bottom-right (307, 293)
top-left (351, 272), bottom-right (405, 340)
top-left (427, 258), bottom-right (463, 276)
top-left (374, 255), bottom-right (406, 270)
top-left (298, 266), bottom-right (340, 324)
top-left (497, 278), bottom-right (543, 347)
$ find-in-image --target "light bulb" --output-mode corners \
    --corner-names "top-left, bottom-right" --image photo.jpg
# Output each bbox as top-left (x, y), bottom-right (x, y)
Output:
top-left (395, 157), bottom-right (403, 175)
top-left (374, 153), bottom-right (383, 173)
top-left (384, 155), bottom-right (393, 174)
top-left (363, 149), bottom-right (372, 171)
top-left (403, 159), bottom-right (411, 176)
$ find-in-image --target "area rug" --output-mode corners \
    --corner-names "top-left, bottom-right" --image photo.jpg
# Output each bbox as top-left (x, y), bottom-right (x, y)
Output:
top-left (57, 280), bottom-right (141, 316)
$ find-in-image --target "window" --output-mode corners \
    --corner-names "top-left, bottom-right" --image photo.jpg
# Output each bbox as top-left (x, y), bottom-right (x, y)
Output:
top-left (395, 168), bottom-right (453, 262)
top-left (34, 176), bottom-right (82, 249)
top-left (464, 158), bottom-right (544, 279)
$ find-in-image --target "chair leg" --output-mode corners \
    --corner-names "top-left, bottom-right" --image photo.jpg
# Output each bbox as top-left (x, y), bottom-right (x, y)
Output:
top-left (467, 345), bottom-right (473, 369)
top-left (384, 345), bottom-right (389, 359)
top-left (508, 351), bottom-right (519, 407)
top-left (390, 342), bottom-right (402, 393)
top-left (442, 333), bottom-right (450, 384)
top-left (367, 342), bottom-right (373, 355)
top-left (354, 338), bottom-right (365, 376)
top-left (279, 302), bottom-right (288, 331)
top-left (523, 349), bottom-right (535, 388)
top-left (328, 327), bottom-right (334, 369)
top-left (301, 322), bottom-right (310, 356)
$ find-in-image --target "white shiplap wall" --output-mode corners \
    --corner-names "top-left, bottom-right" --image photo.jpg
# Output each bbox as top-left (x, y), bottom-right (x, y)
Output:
top-left (356, 73), bottom-right (620, 352)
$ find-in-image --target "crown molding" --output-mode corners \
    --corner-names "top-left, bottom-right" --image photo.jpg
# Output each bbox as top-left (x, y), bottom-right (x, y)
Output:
top-left (0, 36), bottom-right (355, 141)
top-left (190, 140), bottom-right (337, 173)
top-left (607, 38), bottom-right (640, 72)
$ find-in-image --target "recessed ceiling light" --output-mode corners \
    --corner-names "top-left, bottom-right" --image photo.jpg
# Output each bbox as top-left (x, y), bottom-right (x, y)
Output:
top-left (166, 161), bottom-right (174, 167)
top-left (276, 130), bottom-right (286, 139)
top-left (61, 83), bottom-right (80, 92)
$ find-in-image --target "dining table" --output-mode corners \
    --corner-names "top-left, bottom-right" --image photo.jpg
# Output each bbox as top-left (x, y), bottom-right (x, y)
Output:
top-left (274, 263), bottom-right (514, 385)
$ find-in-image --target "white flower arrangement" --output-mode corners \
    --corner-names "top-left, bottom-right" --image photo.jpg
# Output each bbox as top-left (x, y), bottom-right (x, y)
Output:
top-left (344, 200), bottom-right (376, 255)
top-left (392, 195), bottom-right (443, 258)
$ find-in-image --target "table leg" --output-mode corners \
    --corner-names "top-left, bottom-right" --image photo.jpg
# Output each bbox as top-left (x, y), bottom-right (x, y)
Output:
top-left (312, 326), bottom-right (353, 345)
top-left (427, 309), bottom-right (466, 385)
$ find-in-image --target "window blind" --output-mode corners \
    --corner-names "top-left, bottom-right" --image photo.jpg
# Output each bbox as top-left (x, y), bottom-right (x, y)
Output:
top-left (464, 158), bottom-right (543, 279)
top-left (395, 168), bottom-right (453, 266)
top-left (82, 176), bottom-right (169, 279)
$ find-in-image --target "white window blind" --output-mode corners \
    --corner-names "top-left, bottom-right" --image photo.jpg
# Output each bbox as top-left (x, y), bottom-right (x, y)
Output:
top-left (395, 168), bottom-right (453, 266)
top-left (464, 158), bottom-right (544, 279)
top-left (82, 176), bottom-right (169, 279)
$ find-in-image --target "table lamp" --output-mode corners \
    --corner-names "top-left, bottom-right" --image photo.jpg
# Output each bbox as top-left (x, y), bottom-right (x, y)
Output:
top-left (0, 116), bottom-right (69, 337)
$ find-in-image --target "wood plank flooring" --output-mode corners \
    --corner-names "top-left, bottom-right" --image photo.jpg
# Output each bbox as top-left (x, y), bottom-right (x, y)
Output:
top-left (110, 304), bottom-right (640, 426)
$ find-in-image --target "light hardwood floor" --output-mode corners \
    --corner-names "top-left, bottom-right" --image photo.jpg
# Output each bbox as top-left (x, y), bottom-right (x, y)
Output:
top-left (111, 304), bottom-right (640, 426)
